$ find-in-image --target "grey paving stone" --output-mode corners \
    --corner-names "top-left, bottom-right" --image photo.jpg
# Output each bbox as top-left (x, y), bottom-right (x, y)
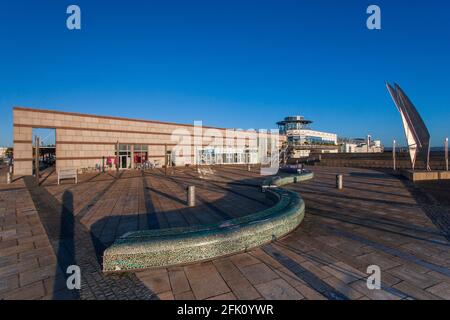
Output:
top-left (1, 165), bottom-right (449, 300)
top-left (426, 282), bottom-right (450, 299)
top-left (239, 263), bottom-right (279, 286)
top-left (168, 269), bottom-right (191, 295)
top-left (255, 278), bottom-right (304, 300)
top-left (184, 262), bottom-right (230, 300)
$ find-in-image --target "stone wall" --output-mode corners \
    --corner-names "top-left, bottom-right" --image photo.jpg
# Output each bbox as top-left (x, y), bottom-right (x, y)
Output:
top-left (315, 152), bottom-right (447, 171)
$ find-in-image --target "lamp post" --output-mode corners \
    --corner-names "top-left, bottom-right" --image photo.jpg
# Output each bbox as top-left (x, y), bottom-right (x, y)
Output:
top-left (393, 139), bottom-right (396, 171)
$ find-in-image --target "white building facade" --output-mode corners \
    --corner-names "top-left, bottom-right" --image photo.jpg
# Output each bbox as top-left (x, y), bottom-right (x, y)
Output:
top-left (0, 147), bottom-right (7, 159)
top-left (277, 116), bottom-right (338, 158)
top-left (340, 137), bottom-right (383, 153)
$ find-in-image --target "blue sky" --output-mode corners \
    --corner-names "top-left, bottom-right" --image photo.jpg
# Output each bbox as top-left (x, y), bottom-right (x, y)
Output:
top-left (1, 0), bottom-right (449, 147)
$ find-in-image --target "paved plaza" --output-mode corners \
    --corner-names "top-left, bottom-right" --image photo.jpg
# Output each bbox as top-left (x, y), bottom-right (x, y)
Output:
top-left (0, 165), bottom-right (449, 300)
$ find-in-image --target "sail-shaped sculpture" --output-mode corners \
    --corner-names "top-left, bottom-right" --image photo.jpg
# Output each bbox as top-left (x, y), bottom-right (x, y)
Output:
top-left (386, 82), bottom-right (431, 170)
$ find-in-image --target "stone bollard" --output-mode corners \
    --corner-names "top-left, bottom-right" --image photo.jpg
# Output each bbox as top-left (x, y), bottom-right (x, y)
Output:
top-left (247, 164), bottom-right (251, 172)
top-left (7, 171), bottom-right (12, 184)
top-left (336, 174), bottom-right (343, 190)
top-left (187, 185), bottom-right (196, 207)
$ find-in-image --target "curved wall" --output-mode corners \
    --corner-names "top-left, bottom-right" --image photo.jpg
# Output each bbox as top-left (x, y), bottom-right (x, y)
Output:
top-left (103, 172), bottom-right (313, 272)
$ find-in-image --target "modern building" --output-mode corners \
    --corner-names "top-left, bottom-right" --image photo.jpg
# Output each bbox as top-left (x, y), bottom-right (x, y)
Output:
top-left (277, 116), bottom-right (338, 158)
top-left (12, 107), bottom-right (284, 176)
top-left (0, 147), bottom-right (7, 159)
top-left (339, 136), bottom-right (383, 153)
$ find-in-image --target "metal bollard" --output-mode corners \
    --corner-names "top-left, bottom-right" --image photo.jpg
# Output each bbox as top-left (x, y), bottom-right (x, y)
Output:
top-left (187, 185), bottom-right (196, 207)
top-left (336, 174), bottom-right (343, 190)
top-left (7, 171), bottom-right (12, 184)
top-left (247, 164), bottom-right (251, 172)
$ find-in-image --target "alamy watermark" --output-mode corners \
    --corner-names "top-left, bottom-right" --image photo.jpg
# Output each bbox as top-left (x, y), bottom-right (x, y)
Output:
top-left (66, 5), bottom-right (81, 30)
top-left (66, 265), bottom-right (81, 290)
top-left (366, 265), bottom-right (381, 290)
top-left (66, 5), bottom-right (381, 31)
top-left (367, 5), bottom-right (381, 30)
top-left (170, 121), bottom-right (280, 176)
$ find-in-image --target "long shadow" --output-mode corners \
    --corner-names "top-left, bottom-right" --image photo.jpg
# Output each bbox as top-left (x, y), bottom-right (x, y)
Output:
top-left (212, 165), bottom-right (264, 180)
top-left (306, 205), bottom-right (449, 247)
top-left (313, 177), bottom-right (401, 190)
top-left (141, 170), bottom-right (160, 229)
top-left (325, 225), bottom-right (450, 278)
top-left (76, 171), bottom-right (125, 221)
top-left (349, 172), bottom-right (390, 179)
top-left (262, 245), bottom-right (349, 300)
top-left (42, 170), bottom-right (131, 187)
top-left (296, 188), bottom-right (418, 208)
top-left (334, 182), bottom-right (413, 200)
top-left (267, 242), bottom-right (409, 300)
top-left (149, 166), bottom-right (265, 188)
top-left (397, 176), bottom-right (450, 242)
top-left (305, 197), bottom-right (446, 238)
top-left (197, 170), bottom-right (264, 187)
top-left (23, 177), bottom-right (78, 299)
top-left (0, 186), bottom-right (27, 193)
top-left (145, 185), bottom-right (185, 206)
top-left (158, 171), bottom-right (235, 221)
top-left (296, 179), bottom-right (412, 200)
top-left (53, 190), bottom-right (79, 299)
top-left (88, 171), bottom-right (275, 261)
top-left (38, 166), bottom-right (56, 186)
top-left (311, 168), bottom-right (401, 188)
top-left (180, 170), bottom-right (270, 206)
top-left (11, 176), bottom-right (24, 183)
top-left (81, 166), bottom-right (450, 300)
top-left (24, 176), bottom-right (157, 300)
top-left (85, 171), bottom-right (103, 182)
top-left (143, 169), bottom-right (262, 205)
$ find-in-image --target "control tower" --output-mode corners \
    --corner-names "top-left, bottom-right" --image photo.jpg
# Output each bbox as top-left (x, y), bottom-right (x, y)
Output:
top-left (277, 116), bottom-right (338, 158)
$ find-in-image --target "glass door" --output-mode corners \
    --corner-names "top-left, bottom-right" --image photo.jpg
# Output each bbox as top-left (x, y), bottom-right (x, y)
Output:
top-left (116, 144), bottom-right (132, 169)
top-left (120, 155), bottom-right (127, 169)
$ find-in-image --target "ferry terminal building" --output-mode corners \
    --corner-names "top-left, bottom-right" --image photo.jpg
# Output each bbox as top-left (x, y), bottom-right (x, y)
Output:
top-left (12, 107), bottom-right (283, 176)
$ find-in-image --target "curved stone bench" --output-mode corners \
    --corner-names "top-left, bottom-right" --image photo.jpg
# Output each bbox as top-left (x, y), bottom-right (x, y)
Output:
top-left (262, 171), bottom-right (314, 191)
top-left (102, 171), bottom-right (314, 272)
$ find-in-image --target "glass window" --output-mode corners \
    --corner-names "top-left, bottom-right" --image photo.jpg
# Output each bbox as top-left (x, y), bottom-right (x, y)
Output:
top-left (119, 144), bottom-right (130, 151)
top-left (134, 144), bottom-right (148, 152)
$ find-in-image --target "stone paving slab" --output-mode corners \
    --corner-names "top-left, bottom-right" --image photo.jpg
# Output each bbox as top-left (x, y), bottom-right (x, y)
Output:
top-left (151, 166), bottom-right (449, 300)
top-left (1, 165), bottom-right (450, 300)
top-left (183, 262), bottom-right (231, 300)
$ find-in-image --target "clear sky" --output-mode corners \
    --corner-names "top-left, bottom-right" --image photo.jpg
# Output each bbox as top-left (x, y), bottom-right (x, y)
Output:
top-left (1, 0), bottom-right (449, 147)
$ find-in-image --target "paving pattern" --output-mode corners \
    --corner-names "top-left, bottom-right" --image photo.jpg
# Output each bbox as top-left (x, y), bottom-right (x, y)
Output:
top-left (41, 167), bottom-right (271, 248)
top-left (1, 165), bottom-right (450, 300)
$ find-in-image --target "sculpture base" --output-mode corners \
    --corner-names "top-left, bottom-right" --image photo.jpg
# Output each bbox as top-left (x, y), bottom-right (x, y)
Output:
top-left (401, 170), bottom-right (450, 182)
